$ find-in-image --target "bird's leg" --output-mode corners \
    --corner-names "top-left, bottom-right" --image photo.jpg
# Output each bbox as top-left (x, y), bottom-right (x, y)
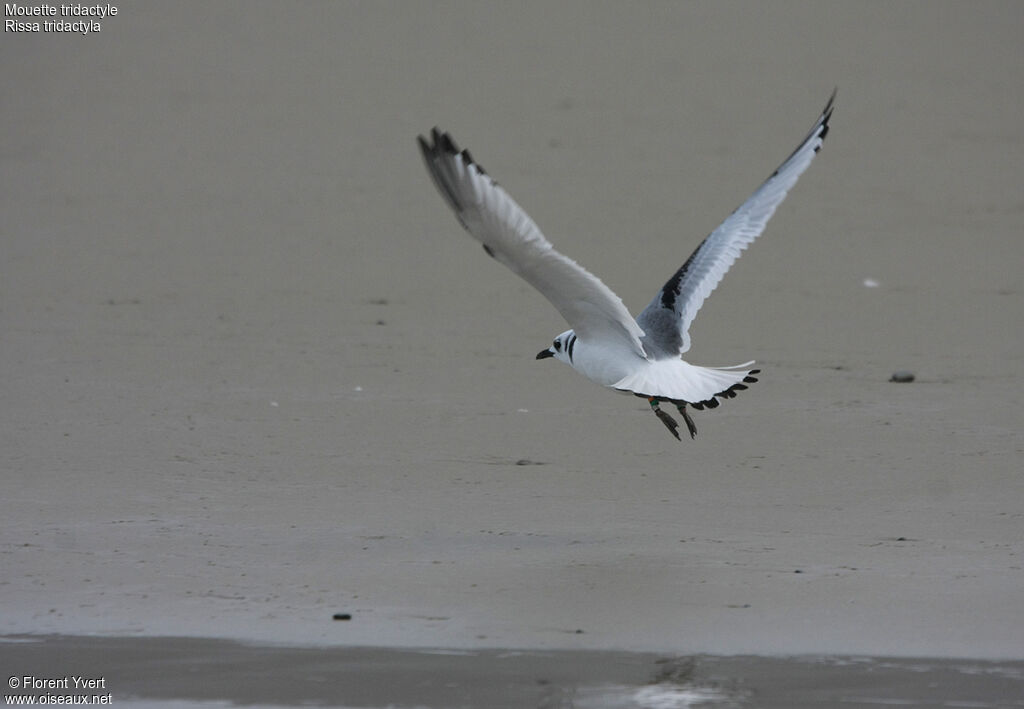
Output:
top-left (675, 403), bottom-right (697, 440)
top-left (648, 397), bottom-right (681, 441)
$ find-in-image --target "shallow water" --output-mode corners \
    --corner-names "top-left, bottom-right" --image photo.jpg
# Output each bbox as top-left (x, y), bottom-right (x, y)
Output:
top-left (3, 635), bottom-right (1022, 708)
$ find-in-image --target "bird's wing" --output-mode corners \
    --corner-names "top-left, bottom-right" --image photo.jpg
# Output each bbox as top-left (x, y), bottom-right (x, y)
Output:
top-left (418, 128), bottom-right (647, 357)
top-left (636, 90), bottom-right (835, 357)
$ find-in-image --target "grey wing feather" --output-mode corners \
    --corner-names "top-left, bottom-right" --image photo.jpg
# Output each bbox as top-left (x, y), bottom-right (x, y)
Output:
top-left (418, 128), bottom-right (647, 357)
top-left (637, 90), bottom-right (835, 358)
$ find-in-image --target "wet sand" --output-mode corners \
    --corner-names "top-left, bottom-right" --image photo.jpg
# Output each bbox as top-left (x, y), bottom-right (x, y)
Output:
top-left (4, 635), bottom-right (1024, 708)
top-left (2, 0), bottom-right (1022, 704)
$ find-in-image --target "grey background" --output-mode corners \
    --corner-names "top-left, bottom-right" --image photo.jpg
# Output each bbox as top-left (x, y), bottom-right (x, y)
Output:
top-left (3, 1), bottom-right (1022, 656)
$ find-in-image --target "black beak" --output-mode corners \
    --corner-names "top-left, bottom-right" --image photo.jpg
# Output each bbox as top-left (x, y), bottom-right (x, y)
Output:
top-left (536, 348), bottom-right (554, 360)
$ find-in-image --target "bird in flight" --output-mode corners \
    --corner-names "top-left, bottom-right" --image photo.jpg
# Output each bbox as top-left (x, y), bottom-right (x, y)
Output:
top-left (417, 91), bottom-right (834, 440)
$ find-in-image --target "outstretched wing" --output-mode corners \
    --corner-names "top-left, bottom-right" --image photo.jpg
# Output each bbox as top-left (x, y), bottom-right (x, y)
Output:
top-left (418, 128), bottom-right (647, 357)
top-left (636, 91), bottom-right (835, 357)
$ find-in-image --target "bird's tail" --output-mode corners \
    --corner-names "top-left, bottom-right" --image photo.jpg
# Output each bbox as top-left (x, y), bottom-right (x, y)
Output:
top-left (613, 360), bottom-right (760, 409)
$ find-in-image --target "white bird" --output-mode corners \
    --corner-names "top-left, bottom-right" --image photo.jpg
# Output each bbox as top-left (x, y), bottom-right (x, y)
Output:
top-left (418, 91), bottom-right (834, 440)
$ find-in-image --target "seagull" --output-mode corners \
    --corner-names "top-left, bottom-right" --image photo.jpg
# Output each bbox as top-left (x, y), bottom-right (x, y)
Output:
top-left (418, 91), bottom-right (834, 440)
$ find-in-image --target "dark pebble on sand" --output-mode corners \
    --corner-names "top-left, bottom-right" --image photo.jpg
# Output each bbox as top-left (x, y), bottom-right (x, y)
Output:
top-left (890, 371), bottom-right (915, 383)
top-left (332, 613), bottom-right (352, 621)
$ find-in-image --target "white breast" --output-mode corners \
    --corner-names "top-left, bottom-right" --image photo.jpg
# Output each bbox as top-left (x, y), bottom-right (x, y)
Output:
top-left (569, 338), bottom-right (649, 388)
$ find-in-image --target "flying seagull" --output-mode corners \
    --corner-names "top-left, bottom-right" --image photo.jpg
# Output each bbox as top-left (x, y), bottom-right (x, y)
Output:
top-left (417, 91), bottom-right (834, 440)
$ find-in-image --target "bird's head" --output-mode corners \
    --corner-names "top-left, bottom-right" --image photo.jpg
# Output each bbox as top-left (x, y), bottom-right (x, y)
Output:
top-left (536, 329), bottom-right (575, 364)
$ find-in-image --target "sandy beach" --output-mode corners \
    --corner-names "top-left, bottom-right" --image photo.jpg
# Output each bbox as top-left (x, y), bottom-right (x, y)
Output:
top-left (3, 1), bottom-right (1022, 705)
top-left (2, 635), bottom-right (1023, 708)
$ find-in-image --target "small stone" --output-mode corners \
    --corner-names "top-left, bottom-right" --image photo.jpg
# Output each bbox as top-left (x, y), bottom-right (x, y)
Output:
top-left (890, 371), bottom-right (915, 383)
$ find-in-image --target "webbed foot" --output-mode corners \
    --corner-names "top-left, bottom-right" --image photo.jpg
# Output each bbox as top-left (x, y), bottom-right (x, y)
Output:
top-left (648, 397), bottom-right (681, 441)
top-left (676, 403), bottom-right (697, 440)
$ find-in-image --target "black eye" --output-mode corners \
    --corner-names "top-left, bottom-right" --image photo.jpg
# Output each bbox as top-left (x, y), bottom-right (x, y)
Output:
top-left (553, 339), bottom-right (561, 350)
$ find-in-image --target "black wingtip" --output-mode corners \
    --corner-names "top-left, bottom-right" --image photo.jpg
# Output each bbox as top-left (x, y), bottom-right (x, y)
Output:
top-left (825, 87), bottom-right (837, 111)
top-left (418, 127), bottom-right (469, 219)
top-left (462, 148), bottom-right (487, 175)
top-left (818, 88), bottom-right (837, 142)
top-left (438, 130), bottom-right (459, 156)
top-left (820, 88), bottom-right (837, 125)
top-left (420, 127), bottom-right (491, 179)
top-left (416, 133), bottom-right (431, 156)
